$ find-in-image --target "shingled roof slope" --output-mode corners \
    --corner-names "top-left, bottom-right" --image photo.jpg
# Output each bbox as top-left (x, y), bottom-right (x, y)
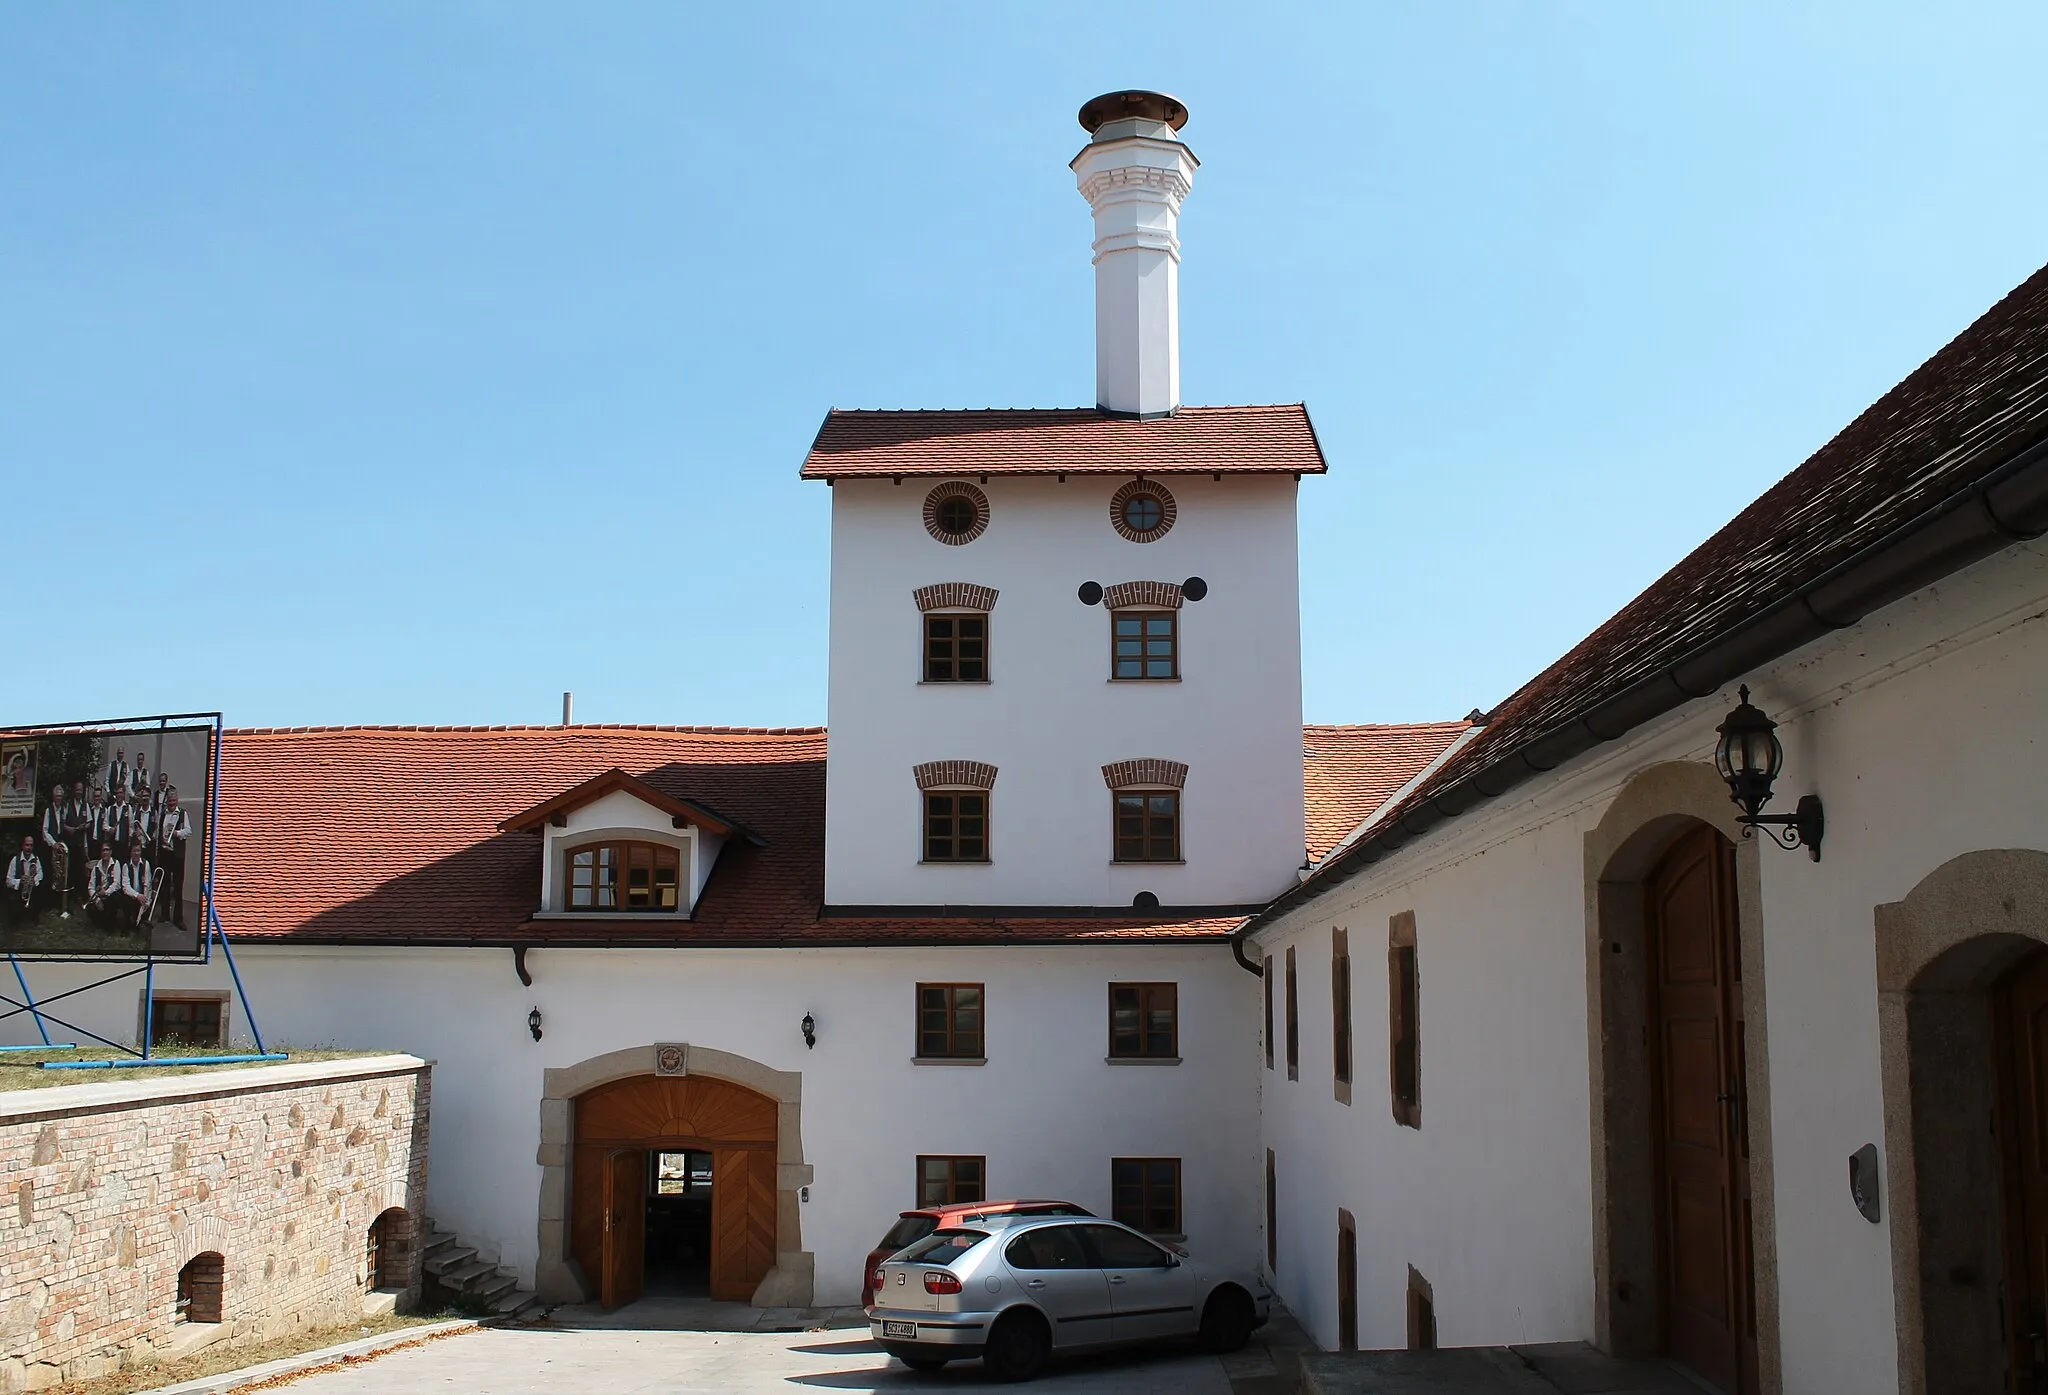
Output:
top-left (212, 719), bottom-right (1456, 946)
top-left (800, 405), bottom-right (1326, 479)
top-left (1281, 261), bottom-right (2048, 906)
top-left (1303, 722), bottom-right (1471, 862)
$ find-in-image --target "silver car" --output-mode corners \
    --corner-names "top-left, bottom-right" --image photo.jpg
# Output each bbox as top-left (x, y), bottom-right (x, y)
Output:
top-left (866, 1214), bottom-right (1270, 1380)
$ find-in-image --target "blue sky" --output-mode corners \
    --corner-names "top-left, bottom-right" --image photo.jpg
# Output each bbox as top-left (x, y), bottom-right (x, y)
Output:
top-left (4, 3), bottom-right (2043, 729)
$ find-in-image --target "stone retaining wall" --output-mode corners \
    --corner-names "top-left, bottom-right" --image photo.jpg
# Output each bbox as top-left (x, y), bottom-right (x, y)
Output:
top-left (0, 1055), bottom-right (430, 1393)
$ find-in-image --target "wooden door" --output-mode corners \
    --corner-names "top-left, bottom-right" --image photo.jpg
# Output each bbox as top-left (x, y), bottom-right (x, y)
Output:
top-left (1336, 1211), bottom-right (1358, 1351)
top-left (600, 1148), bottom-right (645, 1309)
top-left (1995, 949), bottom-right (2048, 1391)
top-left (709, 1146), bottom-right (776, 1302)
top-left (1648, 826), bottom-right (1757, 1394)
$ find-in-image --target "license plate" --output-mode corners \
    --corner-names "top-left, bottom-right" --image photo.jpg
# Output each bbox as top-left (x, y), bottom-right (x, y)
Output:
top-left (883, 1321), bottom-right (916, 1339)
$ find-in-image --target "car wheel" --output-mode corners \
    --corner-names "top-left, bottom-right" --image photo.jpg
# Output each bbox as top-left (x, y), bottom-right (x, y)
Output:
top-left (983, 1310), bottom-right (1051, 1382)
top-left (901, 1355), bottom-right (949, 1373)
top-left (1198, 1286), bottom-right (1255, 1354)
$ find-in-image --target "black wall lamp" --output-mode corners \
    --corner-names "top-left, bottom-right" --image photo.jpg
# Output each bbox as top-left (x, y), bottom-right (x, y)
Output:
top-left (528, 1007), bottom-right (544, 1042)
top-left (801, 1013), bottom-right (817, 1050)
top-left (1714, 686), bottom-right (1825, 861)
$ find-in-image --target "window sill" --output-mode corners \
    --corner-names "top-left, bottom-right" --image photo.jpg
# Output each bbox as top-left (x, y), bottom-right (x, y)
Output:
top-left (1334, 1079), bottom-right (1353, 1106)
top-left (918, 860), bottom-right (993, 866)
top-left (530, 909), bottom-right (691, 920)
top-left (917, 680), bottom-right (993, 686)
top-left (1105, 1055), bottom-right (1181, 1066)
top-left (912, 1056), bottom-right (986, 1067)
top-left (1139, 1233), bottom-right (1188, 1245)
top-left (1110, 860), bottom-right (1186, 867)
top-left (1108, 677), bottom-right (1183, 684)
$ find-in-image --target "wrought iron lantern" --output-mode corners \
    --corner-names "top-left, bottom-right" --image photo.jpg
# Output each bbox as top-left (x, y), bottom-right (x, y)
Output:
top-left (1713, 686), bottom-right (1824, 860)
top-left (527, 1006), bottom-right (544, 1042)
top-left (801, 1013), bottom-right (817, 1050)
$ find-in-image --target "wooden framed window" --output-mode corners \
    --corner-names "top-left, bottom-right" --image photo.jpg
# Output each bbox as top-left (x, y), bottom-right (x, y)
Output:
top-left (1264, 954), bottom-right (1275, 1070)
top-left (566, 840), bottom-right (681, 912)
top-left (150, 995), bottom-right (225, 1048)
top-left (1265, 1148), bottom-right (1277, 1271)
top-left (1111, 611), bottom-right (1178, 680)
top-left (1111, 1157), bottom-right (1182, 1236)
top-left (1390, 910), bottom-right (1420, 1128)
top-left (1108, 982), bottom-right (1177, 1059)
top-left (923, 614), bottom-right (988, 683)
top-left (1332, 927), bottom-right (1353, 1105)
top-left (922, 791), bottom-right (989, 862)
top-left (917, 983), bottom-right (984, 1059)
top-left (1285, 946), bottom-right (1299, 1081)
top-left (918, 1155), bottom-right (984, 1208)
top-left (1337, 1208), bottom-right (1359, 1351)
top-left (1112, 790), bottom-right (1180, 862)
top-left (1407, 1264), bottom-right (1437, 1350)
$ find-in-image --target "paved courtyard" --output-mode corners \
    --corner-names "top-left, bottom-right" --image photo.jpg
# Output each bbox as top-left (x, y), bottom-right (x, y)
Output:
top-left (266, 1323), bottom-right (1241, 1394)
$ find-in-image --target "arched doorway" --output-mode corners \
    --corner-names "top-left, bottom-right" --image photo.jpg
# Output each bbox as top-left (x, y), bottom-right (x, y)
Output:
top-left (571, 1073), bottom-right (779, 1306)
top-left (1584, 761), bottom-right (1780, 1389)
top-left (1876, 849), bottom-right (2048, 1395)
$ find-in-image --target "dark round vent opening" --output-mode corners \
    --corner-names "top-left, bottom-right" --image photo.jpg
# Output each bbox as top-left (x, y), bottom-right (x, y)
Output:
top-left (1182, 576), bottom-right (1208, 602)
top-left (1132, 891), bottom-right (1161, 912)
top-left (1077, 581), bottom-right (1104, 606)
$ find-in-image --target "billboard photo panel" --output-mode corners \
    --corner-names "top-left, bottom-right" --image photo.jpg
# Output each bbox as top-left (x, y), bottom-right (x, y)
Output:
top-left (0, 719), bottom-right (215, 960)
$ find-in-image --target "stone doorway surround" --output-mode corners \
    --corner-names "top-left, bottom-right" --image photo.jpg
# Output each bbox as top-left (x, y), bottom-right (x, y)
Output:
top-left (535, 1043), bottom-right (814, 1307)
top-left (1875, 848), bottom-right (2048, 1395)
top-left (1582, 760), bottom-right (1781, 1393)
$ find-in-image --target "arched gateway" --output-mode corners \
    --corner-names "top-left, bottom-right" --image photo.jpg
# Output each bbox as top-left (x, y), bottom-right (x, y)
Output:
top-left (535, 1044), bottom-right (814, 1308)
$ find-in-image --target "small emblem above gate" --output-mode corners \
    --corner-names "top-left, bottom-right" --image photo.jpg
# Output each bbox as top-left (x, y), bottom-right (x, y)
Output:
top-left (654, 1044), bottom-right (687, 1076)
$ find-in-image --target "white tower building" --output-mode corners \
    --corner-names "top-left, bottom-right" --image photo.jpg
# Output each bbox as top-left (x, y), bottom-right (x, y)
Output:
top-left (806, 92), bottom-right (1320, 916)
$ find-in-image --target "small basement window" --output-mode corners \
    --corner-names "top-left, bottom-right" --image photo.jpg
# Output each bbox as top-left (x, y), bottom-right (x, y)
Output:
top-left (178, 1252), bottom-right (224, 1324)
top-left (1111, 1157), bottom-right (1182, 1236)
top-left (150, 995), bottom-right (225, 1049)
top-left (565, 840), bottom-right (680, 912)
top-left (918, 1155), bottom-right (985, 1208)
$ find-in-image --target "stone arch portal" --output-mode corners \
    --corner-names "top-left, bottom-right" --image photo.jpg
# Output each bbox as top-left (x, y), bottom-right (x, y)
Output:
top-left (1875, 848), bottom-right (2048, 1395)
top-left (1582, 760), bottom-right (1781, 1391)
top-left (535, 1043), bottom-right (814, 1308)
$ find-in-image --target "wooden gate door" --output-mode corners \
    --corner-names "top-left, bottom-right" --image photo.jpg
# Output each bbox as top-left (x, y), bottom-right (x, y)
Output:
top-left (600, 1149), bottom-right (646, 1309)
top-left (1648, 826), bottom-right (1757, 1394)
top-left (709, 1146), bottom-right (777, 1302)
top-left (1994, 949), bottom-right (2048, 1391)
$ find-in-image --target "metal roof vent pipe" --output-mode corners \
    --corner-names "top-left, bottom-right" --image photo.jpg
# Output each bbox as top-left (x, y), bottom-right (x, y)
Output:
top-left (561, 692), bottom-right (573, 726)
top-left (1073, 90), bottom-right (1198, 420)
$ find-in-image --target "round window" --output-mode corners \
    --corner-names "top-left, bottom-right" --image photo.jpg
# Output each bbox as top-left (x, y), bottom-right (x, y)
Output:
top-left (922, 482), bottom-right (990, 545)
top-left (935, 496), bottom-right (978, 536)
top-left (1108, 480), bottom-right (1176, 542)
top-left (1121, 493), bottom-right (1164, 534)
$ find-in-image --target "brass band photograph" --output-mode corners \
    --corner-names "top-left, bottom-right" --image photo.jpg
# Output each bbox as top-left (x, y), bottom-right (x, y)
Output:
top-left (0, 725), bottom-right (212, 958)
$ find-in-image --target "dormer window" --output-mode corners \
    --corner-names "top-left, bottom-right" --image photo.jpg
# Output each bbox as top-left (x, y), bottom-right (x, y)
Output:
top-left (565, 840), bottom-right (681, 912)
top-left (498, 767), bottom-right (765, 922)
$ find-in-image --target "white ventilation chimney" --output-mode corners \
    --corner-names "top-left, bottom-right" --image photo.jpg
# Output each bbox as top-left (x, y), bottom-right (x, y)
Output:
top-left (1073, 90), bottom-right (1199, 419)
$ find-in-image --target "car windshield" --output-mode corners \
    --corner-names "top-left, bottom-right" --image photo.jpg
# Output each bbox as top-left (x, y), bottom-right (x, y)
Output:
top-left (898, 1229), bottom-right (988, 1267)
top-left (880, 1215), bottom-right (936, 1251)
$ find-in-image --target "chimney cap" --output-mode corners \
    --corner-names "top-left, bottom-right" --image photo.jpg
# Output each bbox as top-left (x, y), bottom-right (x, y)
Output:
top-left (1078, 90), bottom-right (1188, 135)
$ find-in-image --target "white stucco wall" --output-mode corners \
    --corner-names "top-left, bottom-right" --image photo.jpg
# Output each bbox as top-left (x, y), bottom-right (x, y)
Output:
top-left (1248, 539), bottom-right (2048, 1392)
top-left (824, 474), bottom-right (1307, 909)
top-left (6, 940), bottom-right (1264, 1306)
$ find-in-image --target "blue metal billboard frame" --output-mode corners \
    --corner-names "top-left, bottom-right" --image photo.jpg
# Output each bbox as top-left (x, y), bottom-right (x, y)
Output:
top-left (0, 713), bottom-right (278, 1065)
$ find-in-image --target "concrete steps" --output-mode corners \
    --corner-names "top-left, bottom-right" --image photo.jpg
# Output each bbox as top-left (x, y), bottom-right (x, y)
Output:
top-left (419, 1217), bottom-right (546, 1323)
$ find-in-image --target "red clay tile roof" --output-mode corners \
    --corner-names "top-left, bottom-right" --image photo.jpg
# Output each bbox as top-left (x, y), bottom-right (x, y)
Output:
top-left (800, 405), bottom-right (1327, 480)
top-left (215, 726), bottom-right (827, 946)
top-left (213, 719), bottom-right (1452, 947)
top-left (1258, 261), bottom-right (2048, 921)
top-left (1303, 722), bottom-right (1472, 862)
